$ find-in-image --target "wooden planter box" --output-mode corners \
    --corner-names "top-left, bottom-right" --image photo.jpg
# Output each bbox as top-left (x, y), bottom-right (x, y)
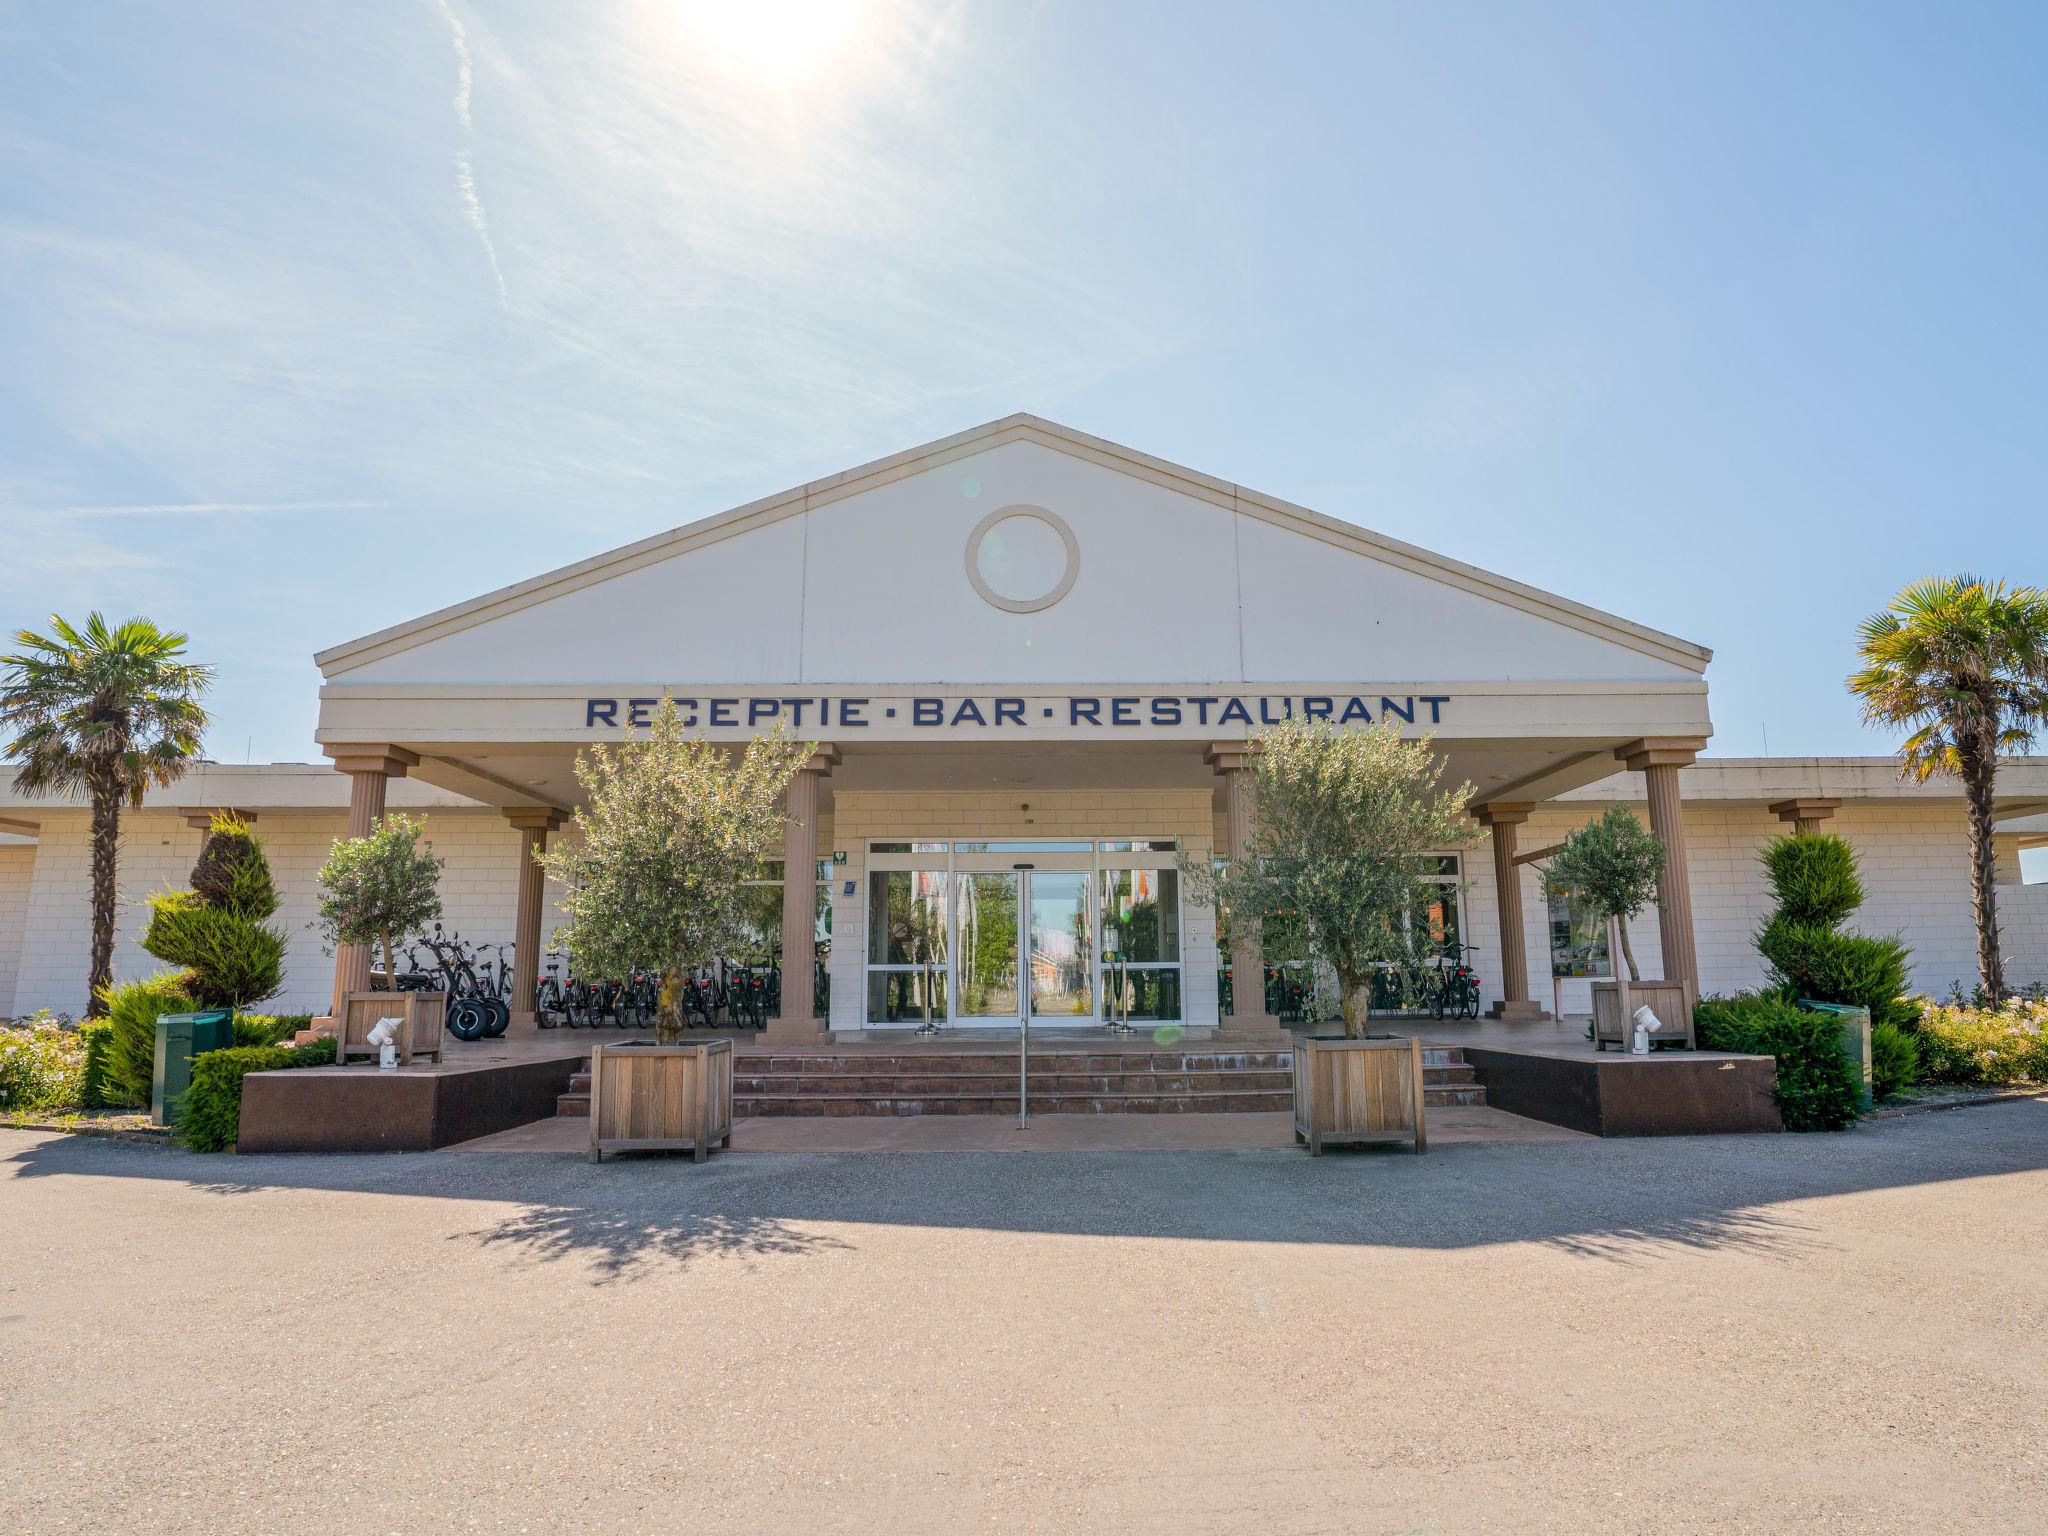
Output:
top-left (1591, 978), bottom-right (1696, 1051)
top-left (336, 990), bottom-right (445, 1065)
top-left (590, 1040), bottom-right (734, 1164)
top-left (1292, 1034), bottom-right (1427, 1155)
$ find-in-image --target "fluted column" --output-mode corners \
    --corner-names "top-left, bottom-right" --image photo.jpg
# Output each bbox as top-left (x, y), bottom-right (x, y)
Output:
top-left (1475, 803), bottom-right (1544, 1020)
top-left (319, 745), bottom-right (419, 1022)
top-left (1618, 738), bottom-right (1707, 994)
top-left (1205, 744), bottom-right (1287, 1041)
top-left (505, 807), bottom-right (566, 1034)
top-left (763, 747), bottom-right (838, 1045)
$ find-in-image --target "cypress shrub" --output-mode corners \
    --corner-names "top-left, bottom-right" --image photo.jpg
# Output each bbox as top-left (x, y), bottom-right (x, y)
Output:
top-left (1754, 832), bottom-right (1916, 1032)
top-left (181, 1037), bottom-right (337, 1154)
top-left (76, 1018), bottom-right (115, 1110)
top-left (1696, 994), bottom-right (1865, 1131)
top-left (142, 812), bottom-right (286, 1013)
top-left (95, 973), bottom-right (199, 1110)
top-left (232, 1013), bottom-right (311, 1049)
top-left (1870, 1021), bottom-right (1922, 1102)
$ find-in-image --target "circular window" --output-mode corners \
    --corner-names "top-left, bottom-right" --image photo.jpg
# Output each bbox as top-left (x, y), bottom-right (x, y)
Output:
top-left (965, 505), bottom-right (1080, 614)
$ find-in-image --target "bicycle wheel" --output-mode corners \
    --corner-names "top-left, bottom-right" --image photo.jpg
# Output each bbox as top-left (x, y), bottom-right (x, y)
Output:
top-left (481, 998), bottom-right (510, 1037)
top-left (446, 998), bottom-right (490, 1041)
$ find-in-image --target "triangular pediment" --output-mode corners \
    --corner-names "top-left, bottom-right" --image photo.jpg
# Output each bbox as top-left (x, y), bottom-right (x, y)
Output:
top-left (317, 415), bottom-right (1709, 688)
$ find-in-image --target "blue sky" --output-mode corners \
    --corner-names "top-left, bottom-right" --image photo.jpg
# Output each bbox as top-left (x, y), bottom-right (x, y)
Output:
top-left (3, 1), bottom-right (2043, 764)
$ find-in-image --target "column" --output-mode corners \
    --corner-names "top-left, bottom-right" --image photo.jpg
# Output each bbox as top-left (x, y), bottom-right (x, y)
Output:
top-left (1769, 798), bottom-right (1841, 834)
top-left (319, 746), bottom-right (419, 1023)
top-left (1475, 803), bottom-right (1545, 1021)
top-left (1204, 744), bottom-right (1287, 1041)
top-left (1617, 738), bottom-right (1707, 992)
top-left (181, 808), bottom-right (255, 857)
top-left (763, 747), bottom-right (838, 1046)
top-left (504, 807), bottom-right (566, 1034)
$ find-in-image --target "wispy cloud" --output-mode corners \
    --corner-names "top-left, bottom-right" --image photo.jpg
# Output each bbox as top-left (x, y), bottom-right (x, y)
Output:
top-left (434, 0), bottom-right (508, 306)
top-left (44, 499), bottom-right (394, 517)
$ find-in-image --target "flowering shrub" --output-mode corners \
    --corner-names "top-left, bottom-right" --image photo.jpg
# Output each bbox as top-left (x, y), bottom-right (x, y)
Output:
top-left (1914, 995), bottom-right (2048, 1086)
top-left (0, 1011), bottom-right (87, 1116)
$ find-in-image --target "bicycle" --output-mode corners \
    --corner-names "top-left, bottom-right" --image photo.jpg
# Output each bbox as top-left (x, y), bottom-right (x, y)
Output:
top-left (1429, 941), bottom-right (1483, 1021)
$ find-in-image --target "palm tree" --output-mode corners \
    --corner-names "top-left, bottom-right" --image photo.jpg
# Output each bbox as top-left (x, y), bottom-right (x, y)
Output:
top-left (1849, 576), bottom-right (2048, 1000)
top-left (1, 615), bottom-right (213, 1016)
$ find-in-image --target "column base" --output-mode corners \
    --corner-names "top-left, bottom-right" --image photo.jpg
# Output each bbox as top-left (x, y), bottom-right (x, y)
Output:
top-left (1487, 999), bottom-right (1551, 1022)
top-left (1217, 1012), bottom-right (1294, 1046)
top-left (504, 1010), bottom-right (542, 1038)
top-left (759, 1018), bottom-right (829, 1049)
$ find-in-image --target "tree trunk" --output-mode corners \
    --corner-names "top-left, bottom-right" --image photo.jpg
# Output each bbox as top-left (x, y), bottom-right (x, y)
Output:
top-left (381, 924), bottom-right (397, 993)
top-left (1615, 914), bottom-right (1642, 983)
top-left (656, 965), bottom-right (686, 1046)
top-left (85, 781), bottom-right (120, 1017)
top-left (1340, 972), bottom-right (1371, 1038)
top-left (1964, 745), bottom-right (2004, 1001)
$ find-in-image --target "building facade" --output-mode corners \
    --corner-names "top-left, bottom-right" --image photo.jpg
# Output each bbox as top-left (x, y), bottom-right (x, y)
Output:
top-left (3, 417), bottom-right (2044, 1026)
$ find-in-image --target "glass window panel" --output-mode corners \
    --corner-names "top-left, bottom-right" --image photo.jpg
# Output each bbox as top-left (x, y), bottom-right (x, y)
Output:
top-left (866, 870), bottom-right (950, 966)
top-left (1104, 964), bottom-right (1181, 1022)
top-left (1027, 871), bottom-right (1093, 1019)
top-left (866, 969), bottom-right (948, 1025)
top-left (1099, 839), bottom-right (1178, 853)
top-left (1098, 868), bottom-right (1180, 964)
top-left (956, 873), bottom-right (1021, 1016)
top-left (955, 839), bottom-right (1092, 853)
top-left (1547, 882), bottom-right (1612, 978)
top-left (1410, 883), bottom-right (1460, 953)
top-left (868, 840), bottom-right (948, 854)
top-left (1418, 854), bottom-right (1461, 879)
top-left (735, 883), bottom-right (783, 961)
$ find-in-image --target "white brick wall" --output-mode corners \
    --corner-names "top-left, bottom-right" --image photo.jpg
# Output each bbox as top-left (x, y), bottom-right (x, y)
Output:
top-left (2, 790), bottom-right (2040, 1023)
top-left (0, 845), bottom-right (34, 1018)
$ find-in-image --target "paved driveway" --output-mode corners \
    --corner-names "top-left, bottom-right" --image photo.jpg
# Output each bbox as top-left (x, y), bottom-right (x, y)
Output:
top-left (3, 1104), bottom-right (2044, 1534)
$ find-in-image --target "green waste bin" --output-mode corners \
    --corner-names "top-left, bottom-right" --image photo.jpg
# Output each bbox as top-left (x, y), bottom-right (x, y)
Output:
top-left (1798, 1000), bottom-right (1872, 1110)
top-left (152, 1010), bottom-right (235, 1128)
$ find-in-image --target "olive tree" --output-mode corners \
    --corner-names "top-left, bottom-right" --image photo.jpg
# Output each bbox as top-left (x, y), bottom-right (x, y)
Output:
top-left (539, 695), bottom-right (813, 1044)
top-left (313, 814), bottom-right (445, 992)
top-left (1542, 804), bottom-right (1665, 982)
top-left (1180, 717), bottom-right (1477, 1036)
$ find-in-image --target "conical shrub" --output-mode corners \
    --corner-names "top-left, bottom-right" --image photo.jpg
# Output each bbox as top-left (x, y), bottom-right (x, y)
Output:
top-left (1754, 830), bottom-right (1914, 1032)
top-left (143, 811), bottom-right (286, 1011)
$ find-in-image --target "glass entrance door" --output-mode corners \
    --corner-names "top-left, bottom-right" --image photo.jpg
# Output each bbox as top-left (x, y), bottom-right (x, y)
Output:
top-left (950, 869), bottom-right (1095, 1027)
top-left (954, 872), bottom-right (1021, 1021)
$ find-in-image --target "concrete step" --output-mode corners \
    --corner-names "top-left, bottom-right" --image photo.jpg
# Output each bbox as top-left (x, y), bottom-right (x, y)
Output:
top-left (554, 1045), bottom-right (1485, 1118)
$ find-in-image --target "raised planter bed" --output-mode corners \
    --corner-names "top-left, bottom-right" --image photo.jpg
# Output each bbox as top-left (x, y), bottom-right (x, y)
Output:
top-left (1590, 978), bottom-right (1695, 1051)
top-left (589, 1040), bottom-right (734, 1163)
top-left (1291, 1034), bottom-right (1427, 1155)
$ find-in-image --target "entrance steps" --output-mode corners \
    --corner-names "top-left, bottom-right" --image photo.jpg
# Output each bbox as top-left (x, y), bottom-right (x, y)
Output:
top-left (553, 1045), bottom-right (1485, 1118)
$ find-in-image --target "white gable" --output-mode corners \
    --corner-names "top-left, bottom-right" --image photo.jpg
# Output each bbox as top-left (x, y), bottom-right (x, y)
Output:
top-left (322, 419), bottom-right (1705, 690)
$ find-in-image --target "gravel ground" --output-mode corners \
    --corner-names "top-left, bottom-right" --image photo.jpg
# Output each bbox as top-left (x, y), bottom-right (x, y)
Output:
top-left (3, 1102), bottom-right (2045, 1535)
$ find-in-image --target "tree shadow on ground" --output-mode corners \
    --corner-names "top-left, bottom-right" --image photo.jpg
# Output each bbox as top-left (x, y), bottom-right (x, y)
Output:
top-left (4, 1100), bottom-right (2041, 1278)
top-left (453, 1203), bottom-right (849, 1284)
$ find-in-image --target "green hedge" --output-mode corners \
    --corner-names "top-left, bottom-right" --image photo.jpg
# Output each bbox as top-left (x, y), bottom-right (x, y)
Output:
top-left (232, 1013), bottom-right (312, 1049)
top-left (181, 1038), bottom-right (337, 1153)
top-left (1695, 994), bottom-right (1864, 1131)
top-left (1870, 1020), bottom-right (1921, 1102)
top-left (77, 1017), bottom-right (116, 1110)
top-left (95, 973), bottom-right (198, 1110)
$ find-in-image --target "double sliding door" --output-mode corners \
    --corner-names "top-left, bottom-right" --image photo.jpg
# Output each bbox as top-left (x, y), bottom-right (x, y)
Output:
top-left (864, 839), bottom-right (1180, 1030)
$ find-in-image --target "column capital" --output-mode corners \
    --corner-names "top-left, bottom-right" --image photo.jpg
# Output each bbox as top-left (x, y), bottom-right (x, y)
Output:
top-left (1203, 741), bottom-right (1261, 774)
top-left (1473, 801), bottom-right (1534, 829)
top-left (1769, 797), bottom-right (1841, 826)
top-left (324, 744), bottom-right (420, 779)
top-left (800, 744), bottom-right (841, 777)
top-left (1614, 737), bottom-right (1706, 772)
top-left (181, 808), bottom-right (255, 832)
top-left (503, 806), bottom-right (568, 833)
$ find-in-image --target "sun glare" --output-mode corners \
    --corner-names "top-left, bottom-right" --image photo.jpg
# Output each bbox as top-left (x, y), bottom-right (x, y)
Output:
top-left (675, 0), bottom-right (870, 82)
